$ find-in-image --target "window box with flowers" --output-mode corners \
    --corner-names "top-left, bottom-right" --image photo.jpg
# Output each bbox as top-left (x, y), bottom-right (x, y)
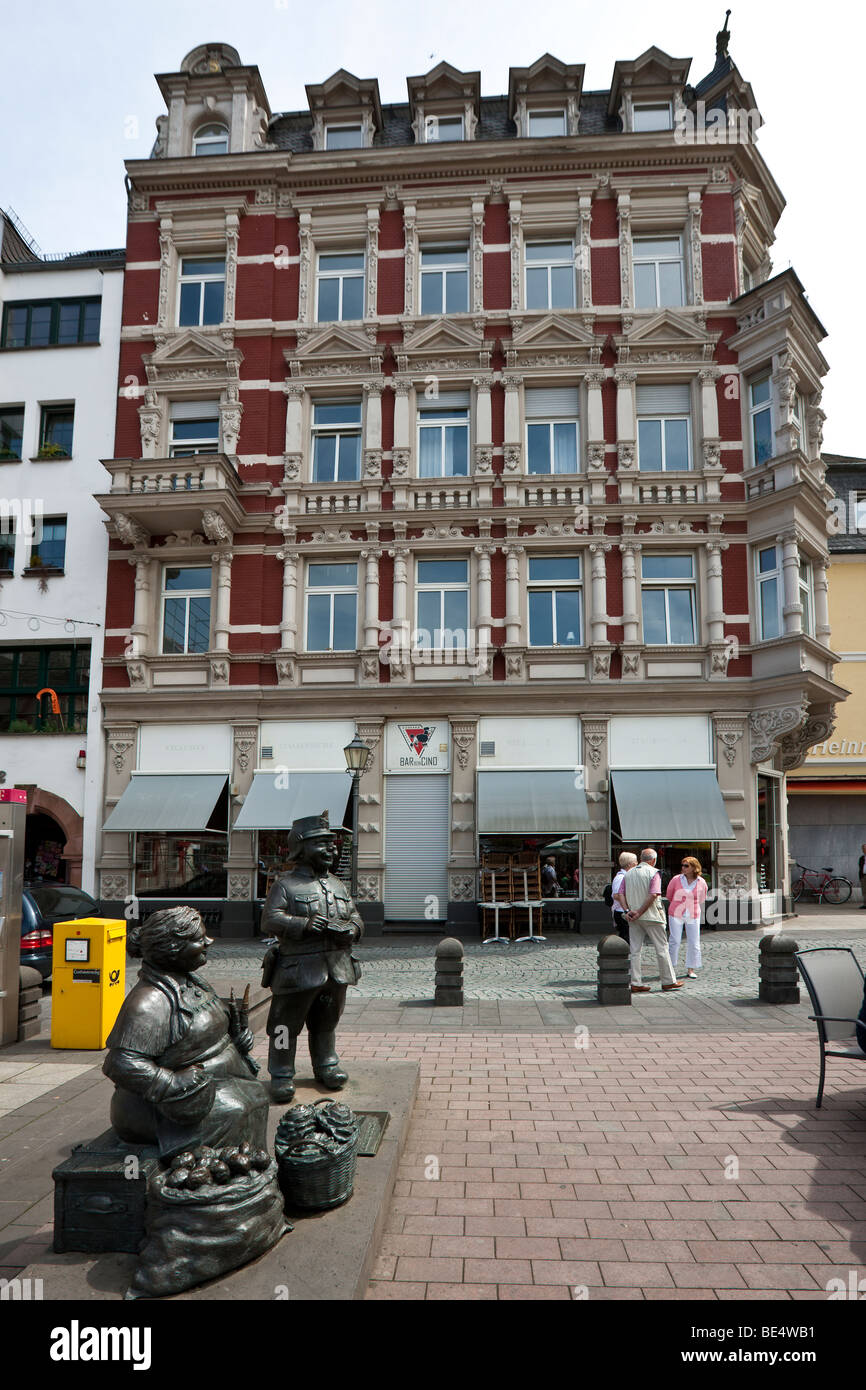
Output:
top-left (32, 442), bottom-right (71, 461)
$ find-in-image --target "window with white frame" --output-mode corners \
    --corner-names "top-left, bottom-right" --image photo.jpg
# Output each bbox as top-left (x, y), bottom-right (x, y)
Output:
top-left (420, 245), bottom-right (470, 315)
top-left (311, 401), bottom-right (362, 482)
top-left (528, 555), bottom-right (582, 646)
top-left (192, 124), bottom-right (229, 156)
top-left (749, 374), bottom-right (773, 466)
top-left (525, 386), bottom-right (580, 474)
top-left (415, 559), bottom-right (469, 648)
top-left (636, 383), bottom-right (691, 471)
top-left (305, 562), bottom-right (358, 651)
top-left (799, 558), bottom-right (815, 637)
top-left (418, 392), bottom-right (470, 478)
top-left (169, 402), bottom-right (220, 457)
top-left (525, 241), bottom-right (576, 310)
top-left (641, 553), bottom-right (697, 644)
top-left (325, 124), bottom-right (364, 149)
top-left (527, 110), bottom-right (567, 137)
top-left (424, 114), bottom-right (464, 142)
top-left (755, 544), bottom-right (782, 640)
top-left (633, 236), bottom-right (684, 308)
top-left (161, 567), bottom-right (212, 654)
top-left (178, 257), bottom-right (225, 326)
top-left (855, 493), bottom-right (866, 534)
top-left (633, 103), bottom-right (673, 131)
top-left (316, 252), bottom-right (365, 322)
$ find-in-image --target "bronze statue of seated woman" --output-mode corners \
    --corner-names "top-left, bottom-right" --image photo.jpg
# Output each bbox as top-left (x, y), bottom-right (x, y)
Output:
top-left (103, 906), bottom-right (268, 1161)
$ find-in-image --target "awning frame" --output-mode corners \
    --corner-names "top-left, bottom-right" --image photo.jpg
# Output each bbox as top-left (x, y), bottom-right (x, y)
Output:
top-left (609, 765), bottom-right (736, 843)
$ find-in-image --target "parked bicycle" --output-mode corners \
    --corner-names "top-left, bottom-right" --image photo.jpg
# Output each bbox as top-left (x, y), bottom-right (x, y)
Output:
top-left (791, 863), bottom-right (853, 905)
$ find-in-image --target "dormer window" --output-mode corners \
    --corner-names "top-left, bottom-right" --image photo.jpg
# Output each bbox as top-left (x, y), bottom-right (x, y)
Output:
top-left (424, 114), bottom-right (464, 142)
top-left (325, 123), bottom-right (364, 150)
top-left (632, 103), bottom-right (673, 132)
top-left (528, 110), bottom-right (567, 137)
top-left (192, 123), bottom-right (229, 156)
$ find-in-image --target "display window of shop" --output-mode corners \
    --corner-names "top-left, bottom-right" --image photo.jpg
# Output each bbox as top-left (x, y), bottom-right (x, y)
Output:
top-left (756, 774), bottom-right (780, 891)
top-left (611, 841), bottom-right (715, 893)
top-left (0, 643), bottom-right (89, 732)
top-left (640, 553), bottom-right (697, 644)
top-left (134, 781), bottom-right (229, 897)
top-left (415, 558), bottom-right (469, 648)
top-left (160, 566), bottom-right (212, 654)
top-left (305, 561), bottom-right (358, 650)
top-left (527, 555), bottom-right (582, 646)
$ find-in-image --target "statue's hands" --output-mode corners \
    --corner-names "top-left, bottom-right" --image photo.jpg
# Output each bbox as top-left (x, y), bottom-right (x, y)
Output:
top-left (168, 1065), bottom-right (208, 1097)
top-left (306, 912), bottom-right (329, 934)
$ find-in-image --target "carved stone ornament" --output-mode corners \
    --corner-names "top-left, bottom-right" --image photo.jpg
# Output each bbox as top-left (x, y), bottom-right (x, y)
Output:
top-left (749, 703), bottom-right (809, 765)
top-left (108, 729), bottom-right (137, 775)
top-left (778, 709), bottom-right (837, 772)
top-left (587, 442), bottom-right (606, 472)
top-left (583, 873), bottom-right (611, 902)
top-left (202, 510), bottom-right (232, 544)
top-left (617, 443), bottom-right (636, 471)
top-left (593, 650), bottom-right (611, 676)
top-left (210, 659), bottom-right (230, 686)
top-left (126, 661), bottom-right (147, 688)
top-left (452, 723), bottom-right (476, 771)
top-left (101, 872), bottom-right (131, 900)
top-left (355, 874), bottom-right (381, 902)
top-left (714, 719), bottom-right (745, 766)
top-left (449, 873), bottom-right (476, 902)
top-left (276, 656), bottom-right (297, 686)
top-left (583, 721), bottom-right (607, 769)
top-left (114, 513), bottom-right (149, 549)
top-left (228, 873), bottom-right (252, 901)
top-left (233, 727), bottom-right (258, 774)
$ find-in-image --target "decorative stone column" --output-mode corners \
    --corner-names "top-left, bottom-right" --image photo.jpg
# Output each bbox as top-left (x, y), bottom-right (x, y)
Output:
top-left (618, 540), bottom-right (641, 679)
top-left (473, 373), bottom-right (494, 507)
top-left (699, 367), bottom-right (723, 501)
top-left (365, 205), bottom-right (380, 320)
top-left (779, 530), bottom-right (803, 635)
top-left (503, 543), bottom-right (524, 646)
top-left (282, 381), bottom-right (305, 512)
top-left (275, 543), bottom-right (298, 686)
top-left (581, 715), bottom-right (612, 923)
top-left (585, 369), bottom-right (607, 504)
top-left (226, 723), bottom-right (259, 920)
top-left (474, 543), bottom-right (494, 676)
top-left (578, 194), bottom-right (593, 310)
top-left (588, 541), bottom-right (611, 678)
top-left (449, 717), bottom-right (478, 917)
top-left (98, 723), bottom-right (139, 903)
top-left (402, 204), bottom-right (417, 318)
top-left (388, 545), bottom-right (410, 682)
top-left (688, 190), bottom-right (704, 306)
top-left (390, 378), bottom-right (411, 509)
top-left (362, 381), bottom-right (383, 508)
top-left (360, 546), bottom-right (381, 684)
top-left (706, 540), bottom-right (730, 678)
top-left (127, 554), bottom-right (153, 675)
top-left (615, 370), bottom-right (637, 503)
top-left (224, 212), bottom-right (240, 325)
top-left (212, 550), bottom-right (233, 652)
top-left (501, 373), bottom-right (523, 506)
top-left (157, 216), bottom-right (173, 329)
top-left (356, 718), bottom-right (385, 922)
top-left (472, 199), bottom-right (485, 314)
top-left (813, 555), bottom-right (831, 642)
top-left (508, 198), bottom-right (522, 311)
top-left (617, 194), bottom-right (633, 310)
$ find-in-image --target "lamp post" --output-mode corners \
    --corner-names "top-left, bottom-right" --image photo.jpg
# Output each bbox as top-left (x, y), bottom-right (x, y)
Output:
top-left (343, 732), bottom-right (371, 899)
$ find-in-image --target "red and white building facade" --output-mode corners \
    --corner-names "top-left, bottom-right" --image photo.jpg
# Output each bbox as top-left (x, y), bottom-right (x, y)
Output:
top-left (96, 39), bottom-right (844, 933)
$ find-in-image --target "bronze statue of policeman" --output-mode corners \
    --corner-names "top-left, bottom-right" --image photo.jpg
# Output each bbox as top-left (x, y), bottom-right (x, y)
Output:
top-left (261, 813), bottom-right (363, 1103)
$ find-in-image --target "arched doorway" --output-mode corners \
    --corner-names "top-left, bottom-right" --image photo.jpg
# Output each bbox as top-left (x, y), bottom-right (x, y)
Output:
top-left (17, 787), bottom-right (84, 886)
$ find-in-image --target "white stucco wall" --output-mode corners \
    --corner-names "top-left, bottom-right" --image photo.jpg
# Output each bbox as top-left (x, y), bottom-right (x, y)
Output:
top-left (0, 257), bottom-right (123, 890)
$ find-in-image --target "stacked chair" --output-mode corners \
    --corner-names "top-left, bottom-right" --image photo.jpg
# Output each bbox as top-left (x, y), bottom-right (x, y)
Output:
top-left (478, 852), bottom-right (546, 943)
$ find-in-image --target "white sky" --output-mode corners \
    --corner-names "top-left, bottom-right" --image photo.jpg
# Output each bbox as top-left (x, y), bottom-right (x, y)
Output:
top-left (2, 0), bottom-right (863, 453)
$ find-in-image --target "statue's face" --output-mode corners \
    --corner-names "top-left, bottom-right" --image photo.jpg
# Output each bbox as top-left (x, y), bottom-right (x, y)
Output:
top-left (302, 834), bottom-right (337, 874)
top-left (171, 921), bottom-right (213, 973)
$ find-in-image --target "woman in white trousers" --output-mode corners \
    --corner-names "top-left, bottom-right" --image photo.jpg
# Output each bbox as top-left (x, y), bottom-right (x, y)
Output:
top-left (666, 856), bottom-right (707, 979)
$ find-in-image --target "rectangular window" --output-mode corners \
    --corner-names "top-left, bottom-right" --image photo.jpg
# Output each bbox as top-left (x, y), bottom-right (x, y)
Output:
top-left (0, 407), bottom-right (24, 460)
top-left (0, 643), bottom-right (90, 733)
top-left (325, 124), bottom-right (364, 149)
top-left (424, 114), bottom-right (464, 142)
top-left (311, 401), bottom-right (362, 482)
top-left (316, 252), bottom-right (365, 322)
top-left (528, 555), bottom-right (582, 646)
top-left (177, 257), bottom-right (225, 327)
top-left (525, 387), bottom-right (580, 474)
top-left (525, 242), bottom-right (576, 311)
top-left (39, 404), bottom-right (74, 456)
top-left (641, 553), bottom-right (696, 645)
top-left (855, 493), bottom-right (866, 533)
top-left (633, 236), bottom-right (685, 309)
top-left (305, 562), bottom-right (358, 651)
top-left (420, 246), bottom-right (470, 315)
top-left (161, 566), bottom-right (212, 654)
top-left (756, 544), bottom-right (781, 640)
top-left (528, 110), bottom-right (567, 137)
top-left (169, 402), bottom-right (220, 457)
top-left (415, 558), bottom-right (469, 648)
top-left (0, 519), bottom-right (15, 572)
top-left (633, 103), bottom-right (673, 131)
top-left (1, 297), bottom-right (101, 348)
top-left (636, 384), bottom-right (691, 471)
top-left (749, 375), bottom-right (773, 466)
top-left (134, 830), bottom-right (228, 898)
top-left (418, 394), bottom-right (470, 478)
top-left (29, 516), bottom-right (66, 572)
top-left (799, 559), bottom-right (814, 638)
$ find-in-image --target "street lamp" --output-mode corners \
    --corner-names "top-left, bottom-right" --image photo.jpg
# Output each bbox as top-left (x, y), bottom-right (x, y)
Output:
top-left (343, 733), bottom-right (371, 898)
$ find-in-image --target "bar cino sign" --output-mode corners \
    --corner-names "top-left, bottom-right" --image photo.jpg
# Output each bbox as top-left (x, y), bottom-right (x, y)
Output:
top-left (385, 721), bottom-right (450, 773)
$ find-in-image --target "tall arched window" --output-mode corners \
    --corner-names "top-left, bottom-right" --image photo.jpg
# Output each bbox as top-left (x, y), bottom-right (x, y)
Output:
top-left (192, 123), bottom-right (229, 156)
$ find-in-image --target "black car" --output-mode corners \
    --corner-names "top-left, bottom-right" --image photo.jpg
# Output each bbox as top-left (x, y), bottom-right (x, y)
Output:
top-left (21, 883), bottom-right (101, 980)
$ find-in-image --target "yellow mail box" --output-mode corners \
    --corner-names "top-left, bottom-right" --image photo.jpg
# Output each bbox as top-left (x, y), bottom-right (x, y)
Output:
top-left (51, 918), bottom-right (127, 1049)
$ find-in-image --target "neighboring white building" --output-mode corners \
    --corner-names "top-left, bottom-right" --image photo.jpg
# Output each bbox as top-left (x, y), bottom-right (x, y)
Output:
top-left (0, 210), bottom-right (124, 891)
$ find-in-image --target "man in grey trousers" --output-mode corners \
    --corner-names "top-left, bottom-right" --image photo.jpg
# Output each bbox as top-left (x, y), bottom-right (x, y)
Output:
top-left (617, 847), bottom-right (683, 993)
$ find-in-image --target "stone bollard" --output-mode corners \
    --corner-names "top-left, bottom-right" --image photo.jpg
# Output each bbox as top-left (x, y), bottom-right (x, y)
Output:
top-left (18, 965), bottom-right (43, 1042)
top-left (597, 934), bottom-right (631, 1006)
top-left (759, 934), bottom-right (800, 1004)
top-left (435, 938), bottom-right (464, 1005)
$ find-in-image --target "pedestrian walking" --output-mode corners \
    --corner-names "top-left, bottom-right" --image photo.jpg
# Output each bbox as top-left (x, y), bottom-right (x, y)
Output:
top-left (610, 851), bottom-right (637, 942)
top-left (666, 855), bottom-right (707, 979)
top-left (541, 856), bottom-right (561, 897)
top-left (617, 848), bottom-right (683, 993)
top-left (859, 843), bottom-right (866, 909)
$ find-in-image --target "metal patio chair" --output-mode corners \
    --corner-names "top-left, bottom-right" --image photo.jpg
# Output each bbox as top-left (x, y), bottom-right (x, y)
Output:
top-left (795, 947), bottom-right (866, 1107)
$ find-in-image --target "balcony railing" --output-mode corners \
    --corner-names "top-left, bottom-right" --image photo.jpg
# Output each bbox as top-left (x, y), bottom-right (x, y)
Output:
top-left (636, 481), bottom-right (702, 505)
top-left (131, 469), bottom-right (206, 494)
top-left (304, 490), bottom-right (363, 514)
top-left (411, 484), bottom-right (473, 510)
top-left (522, 482), bottom-right (586, 508)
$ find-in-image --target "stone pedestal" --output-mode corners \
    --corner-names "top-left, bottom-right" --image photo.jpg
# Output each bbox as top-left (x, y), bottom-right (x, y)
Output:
top-left (759, 934), bottom-right (800, 1003)
top-left (435, 938), bottom-right (464, 1005)
top-left (597, 934), bottom-right (631, 1006)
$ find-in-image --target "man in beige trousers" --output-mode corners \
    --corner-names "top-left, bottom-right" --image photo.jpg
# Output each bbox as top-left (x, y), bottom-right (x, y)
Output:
top-left (617, 847), bottom-right (683, 994)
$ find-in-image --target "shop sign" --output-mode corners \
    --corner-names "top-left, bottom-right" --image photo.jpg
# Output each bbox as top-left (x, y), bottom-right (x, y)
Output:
top-left (385, 721), bottom-right (450, 773)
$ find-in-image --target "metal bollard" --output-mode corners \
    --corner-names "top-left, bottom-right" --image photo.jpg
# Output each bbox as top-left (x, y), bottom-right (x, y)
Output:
top-left (435, 938), bottom-right (464, 1005)
top-left (597, 934), bottom-right (631, 1006)
top-left (758, 934), bottom-right (800, 1004)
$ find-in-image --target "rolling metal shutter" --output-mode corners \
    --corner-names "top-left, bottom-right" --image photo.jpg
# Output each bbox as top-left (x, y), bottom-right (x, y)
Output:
top-left (525, 386), bottom-right (580, 417)
top-left (383, 775), bottom-right (450, 921)
top-left (635, 384), bottom-right (691, 415)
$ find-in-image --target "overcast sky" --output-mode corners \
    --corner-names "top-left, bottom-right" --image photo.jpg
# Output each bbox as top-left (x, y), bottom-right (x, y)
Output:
top-left (2, 0), bottom-right (862, 453)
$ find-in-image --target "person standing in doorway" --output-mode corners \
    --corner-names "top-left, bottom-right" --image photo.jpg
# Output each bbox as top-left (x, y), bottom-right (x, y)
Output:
top-left (610, 851), bottom-right (637, 942)
top-left (859, 843), bottom-right (866, 909)
top-left (617, 848), bottom-right (683, 993)
top-left (667, 856), bottom-right (707, 979)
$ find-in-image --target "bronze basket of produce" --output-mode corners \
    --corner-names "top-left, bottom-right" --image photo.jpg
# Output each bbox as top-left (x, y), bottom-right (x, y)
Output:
top-left (274, 1100), bottom-right (360, 1210)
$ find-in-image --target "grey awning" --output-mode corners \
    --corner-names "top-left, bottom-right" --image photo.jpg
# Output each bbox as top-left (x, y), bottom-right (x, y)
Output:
top-left (477, 771), bottom-right (592, 835)
top-left (233, 771), bottom-right (351, 831)
top-left (610, 769), bottom-right (736, 841)
top-left (103, 774), bottom-right (227, 833)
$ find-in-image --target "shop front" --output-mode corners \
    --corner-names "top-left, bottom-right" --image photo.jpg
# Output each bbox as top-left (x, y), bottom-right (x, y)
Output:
top-left (382, 720), bottom-right (450, 924)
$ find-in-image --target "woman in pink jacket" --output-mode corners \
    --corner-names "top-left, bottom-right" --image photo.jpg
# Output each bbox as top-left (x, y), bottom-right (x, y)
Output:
top-left (666, 856), bottom-right (707, 979)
